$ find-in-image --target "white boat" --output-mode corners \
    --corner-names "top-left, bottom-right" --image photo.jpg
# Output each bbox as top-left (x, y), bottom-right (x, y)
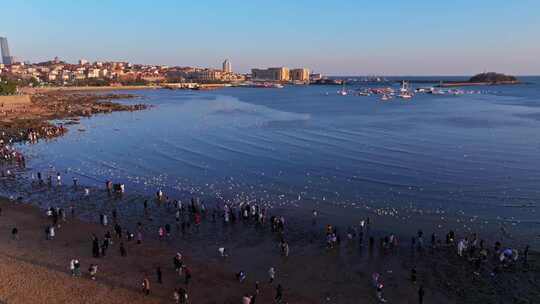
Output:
top-left (399, 81), bottom-right (410, 93)
top-left (337, 87), bottom-right (348, 96)
top-left (381, 94), bottom-right (391, 101)
top-left (398, 93), bottom-right (413, 99)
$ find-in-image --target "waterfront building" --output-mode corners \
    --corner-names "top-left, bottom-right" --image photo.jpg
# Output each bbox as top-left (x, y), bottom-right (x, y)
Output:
top-left (87, 68), bottom-right (100, 78)
top-left (0, 37), bottom-right (13, 65)
top-left (251, 67), bottom-right (290, 81)
top-left (223, 59), bottom-right (232, 73)
top-left (79, 59), bottom-right (89, 65)
top-left (193, 69), bottom-right (223, 81)
top-left (310, 73), bottom-right (323, 81)
top-left (290, 68), bottom-right (310, 83)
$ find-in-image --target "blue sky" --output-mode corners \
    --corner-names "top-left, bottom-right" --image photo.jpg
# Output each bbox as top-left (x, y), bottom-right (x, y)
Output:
top-left (1, 0), bottom-right (539, 75)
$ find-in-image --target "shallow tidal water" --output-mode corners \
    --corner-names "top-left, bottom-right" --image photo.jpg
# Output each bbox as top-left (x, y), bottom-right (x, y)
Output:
top-left (4, 78), bottom-right (540, 248)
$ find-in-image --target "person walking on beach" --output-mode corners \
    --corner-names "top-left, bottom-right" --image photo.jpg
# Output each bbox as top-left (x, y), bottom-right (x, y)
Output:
top-left (418, 285), bottom-right (425, 304)
top-left (114, 223), bottom-right (122, 239)
top-left (411, 267), bottom-right (417, 284)
top-left (268, 267), bottom-right (276, 283)
top-left (376, 282), bottom-right (386, 303)
top-left (89, 264), bottom-right (98, 280)
top-left (177, 288), bottom-right (188, 304)
top-left (101, 238), bottom-right (108, 257)
top-left (74, 259), bottom-right (81, 277)
top-left (236, 270), bottom-right (247, 283)
top-left (174, 252), bottom-right (183, 274)
top-left (158, 226), bottom-right (165, 241)
top-left (92, 235), bottom-right (100, 258)
top-left (49, 225), bottom-right (55, 240)
top-left (184, 266), bottom-right (192, 285)
top-left (194, 212), bottom-right (201, 232)
top-left (280, 241), bottom-right (289, 257)
top-left (156, 266), bottom-right (162, 284)
top-left (137, 231), bottom-right (143, 244)
top-left (275, 284), bottom-right (283, 303)
top-left (141, 277), bottom-right (150, 295)
top-left (120, 242), bottom-right (127, 257)
top-left (11, 227), bottom-right (18, 240)
top-left (165, 223), bottom-right (171, 238)
top-left (70, 259), bottom-right (76, 276)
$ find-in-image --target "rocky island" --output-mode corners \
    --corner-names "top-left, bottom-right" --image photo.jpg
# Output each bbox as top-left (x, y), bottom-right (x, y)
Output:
top-left (438, 72), bottom-right (520, 87)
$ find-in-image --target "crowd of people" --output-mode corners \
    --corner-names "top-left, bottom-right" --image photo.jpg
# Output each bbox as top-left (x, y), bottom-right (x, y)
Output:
top-left (2, 164), bottom-right (535, 304)
top-left (0, 139), bottom-right (25, 166)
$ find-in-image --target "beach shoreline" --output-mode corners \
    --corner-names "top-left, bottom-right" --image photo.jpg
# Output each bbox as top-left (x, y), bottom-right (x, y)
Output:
top-left (0, 90), bottom-right (147, 144)
top-left (1, 174), bottom-right (539, 304)
top-left (0, 197), bottom-right (315, 304)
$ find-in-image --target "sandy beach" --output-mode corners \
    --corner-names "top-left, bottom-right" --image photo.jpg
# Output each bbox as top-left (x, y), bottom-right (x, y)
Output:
top-left (0, 198), bottom-right (315, 304)
top-left (0, 177), bottom-right (538, 304)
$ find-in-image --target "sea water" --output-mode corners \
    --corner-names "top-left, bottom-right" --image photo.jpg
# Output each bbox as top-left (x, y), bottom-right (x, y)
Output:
top-left (9, 77), bottom-right (540, 245)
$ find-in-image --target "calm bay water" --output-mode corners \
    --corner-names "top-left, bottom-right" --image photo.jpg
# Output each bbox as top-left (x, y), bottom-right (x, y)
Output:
top-left (15, 77), bottom-right (540, 243)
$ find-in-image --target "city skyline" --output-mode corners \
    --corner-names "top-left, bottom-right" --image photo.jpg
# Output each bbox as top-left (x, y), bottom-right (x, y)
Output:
top-left (0, 37), bottom-right (13, 65)
top-left (1, 0), bottom-right (539, 75)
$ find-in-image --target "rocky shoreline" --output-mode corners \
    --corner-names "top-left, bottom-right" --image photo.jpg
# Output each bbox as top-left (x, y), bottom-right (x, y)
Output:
top-left (1, 91), bottom-right (147, 145)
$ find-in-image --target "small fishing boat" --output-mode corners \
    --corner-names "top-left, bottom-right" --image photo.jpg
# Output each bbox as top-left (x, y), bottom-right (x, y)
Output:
top-left (381, 94), bottom-right (391, 101)
top-left (398, 93), bottom-right (413, 99)
top-left (399, 81), bottom-right (410, 93)
top-left (337, 83), bottom-right (348, 96)
top-left (337, 88), bottom-right (348, 96)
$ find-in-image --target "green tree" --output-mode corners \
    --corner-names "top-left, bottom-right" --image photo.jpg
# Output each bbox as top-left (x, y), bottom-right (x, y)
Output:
top-left (0, 79), bottom-right (17, 95)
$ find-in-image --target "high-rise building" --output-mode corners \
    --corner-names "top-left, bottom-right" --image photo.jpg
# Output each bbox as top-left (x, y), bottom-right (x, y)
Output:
top-left (290, 68), bottom-right (310, 82)
top-left (0, 37), bottom-right (13, 65)
top-left (222, 59), bottom-right (232, 73)
top-left (251, 67), bottom-right (290, 81)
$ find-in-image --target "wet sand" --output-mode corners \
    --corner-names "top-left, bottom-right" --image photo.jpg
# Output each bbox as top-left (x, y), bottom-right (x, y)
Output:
top-left (1, 175), bottom-right (538, 304)
top-left (0, 198), bottom-right (314, 304)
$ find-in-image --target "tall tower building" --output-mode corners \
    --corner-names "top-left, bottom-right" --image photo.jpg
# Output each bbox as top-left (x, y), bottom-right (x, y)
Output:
top-left (0, 37), bottom-right (12, 65)
top-left (222, 59), bottom-right (232, 73)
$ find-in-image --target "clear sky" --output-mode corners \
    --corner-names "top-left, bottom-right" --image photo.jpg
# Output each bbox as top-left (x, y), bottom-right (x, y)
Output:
top-left (1, 0), bottom-right (539, 75)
